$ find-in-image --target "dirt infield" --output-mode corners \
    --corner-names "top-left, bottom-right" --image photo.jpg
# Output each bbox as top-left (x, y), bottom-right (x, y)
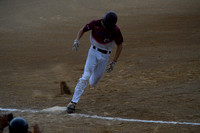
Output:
top-left (0, 0), bottom-right (200, 132)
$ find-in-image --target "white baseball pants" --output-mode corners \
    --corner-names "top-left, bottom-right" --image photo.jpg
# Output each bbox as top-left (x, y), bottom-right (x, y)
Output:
top-left (72, 45), bottom-right (110, 103)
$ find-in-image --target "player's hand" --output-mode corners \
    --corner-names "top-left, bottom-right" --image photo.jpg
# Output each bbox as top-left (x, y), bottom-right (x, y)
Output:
top-left (33, 123), bottom-right (42, 133)
top-left (72, 40), bottom-right (80, 51)
top-left (106, 61), bottom-right (116, 73)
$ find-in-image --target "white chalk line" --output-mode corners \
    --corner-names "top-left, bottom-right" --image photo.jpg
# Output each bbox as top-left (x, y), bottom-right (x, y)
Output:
top-left (71, 114), bottom-right (200, 125)
top-left (0, 107), bottom-right (200, 126)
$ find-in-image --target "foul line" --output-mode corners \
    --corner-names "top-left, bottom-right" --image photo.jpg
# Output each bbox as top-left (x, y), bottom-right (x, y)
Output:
top-left (0, 107), bottom-right (200, 126)
top-left (71, 113), bottom-right (200, 125)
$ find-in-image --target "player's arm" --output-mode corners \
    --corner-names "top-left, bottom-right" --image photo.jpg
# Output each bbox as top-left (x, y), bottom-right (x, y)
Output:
top-left (72, 27), bottom-right (85, 51)
top-left (72, 21), bottom-right (93, 51)
top-left (75, 27), bottom-right (85, 41)
top-left (113, 43), bottom-right (123, 62)
top-left (106, 43), bottom-right (123, 73)
top-left (0, 114), bottom-right (12, 133)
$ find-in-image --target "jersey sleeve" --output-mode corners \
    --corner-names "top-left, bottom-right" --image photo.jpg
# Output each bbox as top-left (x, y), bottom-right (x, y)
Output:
top-left (83, 20), bottom-right (96, 32)
top-left (114, 28), bottom-right (124, 45)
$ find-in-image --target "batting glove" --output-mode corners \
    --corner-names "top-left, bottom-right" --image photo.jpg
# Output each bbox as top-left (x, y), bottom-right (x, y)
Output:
top-left (106, 61), bottom-right (116, 73)
top-left (72, 40), bottom-right (80, 51)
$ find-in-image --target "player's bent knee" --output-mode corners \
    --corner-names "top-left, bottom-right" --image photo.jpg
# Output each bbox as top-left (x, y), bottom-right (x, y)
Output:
top-left (89, 80), bottom-right (98, 87)
top-left (89, 83), bottom-right (96, 87)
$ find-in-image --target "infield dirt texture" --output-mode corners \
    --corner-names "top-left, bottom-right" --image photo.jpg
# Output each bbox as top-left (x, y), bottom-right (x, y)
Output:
top-left (0, 0), bottom-right (200, 132)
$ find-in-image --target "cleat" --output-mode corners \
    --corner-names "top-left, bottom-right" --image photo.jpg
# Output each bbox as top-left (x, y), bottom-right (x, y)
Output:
top-left (66, 102), bottom-right (76, 113)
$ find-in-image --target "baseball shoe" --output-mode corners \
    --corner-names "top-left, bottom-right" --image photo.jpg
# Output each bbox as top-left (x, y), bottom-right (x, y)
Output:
top-left (66, 101), bottom-right (76, 113)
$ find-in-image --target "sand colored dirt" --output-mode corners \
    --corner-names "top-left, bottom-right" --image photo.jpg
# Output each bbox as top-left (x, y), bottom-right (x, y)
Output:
top-left (0, 0), bottom-right (200, 132)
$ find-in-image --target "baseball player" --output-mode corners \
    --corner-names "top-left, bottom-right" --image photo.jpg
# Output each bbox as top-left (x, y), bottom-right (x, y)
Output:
top-left (67, 11), bottom-right (124, 113)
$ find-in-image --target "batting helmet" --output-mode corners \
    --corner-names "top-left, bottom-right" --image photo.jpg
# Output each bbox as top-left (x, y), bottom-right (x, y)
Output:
top-left (9, 117), bottom-right (28, 133)
top-left (102, 11), bottom-right (118, 30)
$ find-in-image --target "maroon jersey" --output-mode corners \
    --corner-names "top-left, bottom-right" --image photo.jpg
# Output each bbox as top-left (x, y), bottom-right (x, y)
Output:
top-left (83, 19), bottom-right (123, 45)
